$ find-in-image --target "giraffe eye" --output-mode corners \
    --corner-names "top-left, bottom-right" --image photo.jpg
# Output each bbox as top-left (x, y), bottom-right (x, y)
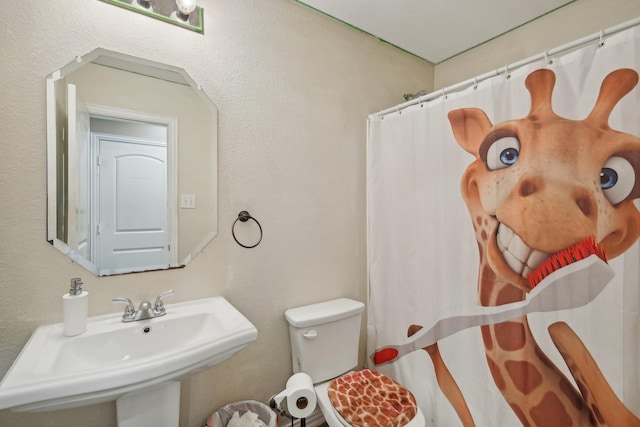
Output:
top-left (601, 156), bottom-right (635, 205)
top-left (486, 136), bottom-right (520, 170)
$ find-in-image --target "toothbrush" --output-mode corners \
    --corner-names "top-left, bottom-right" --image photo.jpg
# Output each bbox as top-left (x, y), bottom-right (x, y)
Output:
top-left (372, 238), bottom-right (613, 366)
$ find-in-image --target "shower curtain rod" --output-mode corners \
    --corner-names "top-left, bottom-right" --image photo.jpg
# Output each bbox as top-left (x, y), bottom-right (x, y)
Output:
top-left (376, 16), bottom-right (640, 118)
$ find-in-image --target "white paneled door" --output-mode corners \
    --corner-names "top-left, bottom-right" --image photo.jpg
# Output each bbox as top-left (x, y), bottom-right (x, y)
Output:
top-left (95, 136), bottom-right (169, 275)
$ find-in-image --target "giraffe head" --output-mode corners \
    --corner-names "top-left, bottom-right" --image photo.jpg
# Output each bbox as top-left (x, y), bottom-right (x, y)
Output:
top-left (448, 68), bottom-right (640, 292)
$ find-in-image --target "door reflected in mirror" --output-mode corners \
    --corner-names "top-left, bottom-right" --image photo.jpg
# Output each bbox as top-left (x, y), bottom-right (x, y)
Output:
top-left (46, 49), bottom-right (218, 276)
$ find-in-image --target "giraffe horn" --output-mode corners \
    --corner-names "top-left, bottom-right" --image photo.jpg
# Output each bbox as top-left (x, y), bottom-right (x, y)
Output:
top-left (525, 69), bottom-right (556, 116)
top-left (586, 68), bottom-right (638, 127)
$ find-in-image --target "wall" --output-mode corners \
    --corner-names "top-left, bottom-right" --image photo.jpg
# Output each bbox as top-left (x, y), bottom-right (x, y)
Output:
top-left (434, 0), bottom-right (640, 89)
top-left (0, 1), bottom-right (432, 426)
top-left (1, 1), bottom-right (639, 427)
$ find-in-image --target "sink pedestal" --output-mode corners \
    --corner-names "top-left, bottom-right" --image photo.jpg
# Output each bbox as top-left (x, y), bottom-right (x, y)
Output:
top-left (116, 381), bottom-right (180, 427)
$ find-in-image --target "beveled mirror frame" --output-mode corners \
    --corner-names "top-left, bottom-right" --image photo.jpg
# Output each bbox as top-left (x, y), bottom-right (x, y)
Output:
top-left (46, 48), bottom-right (218, 276)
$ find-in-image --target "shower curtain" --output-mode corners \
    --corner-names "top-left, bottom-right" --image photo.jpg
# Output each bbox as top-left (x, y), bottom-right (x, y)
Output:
top-left (367, 26), bottom-right (640, 426)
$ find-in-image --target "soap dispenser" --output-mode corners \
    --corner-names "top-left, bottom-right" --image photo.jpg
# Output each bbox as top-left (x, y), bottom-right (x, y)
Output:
top-left (63, 278), bottom-right (88, 337)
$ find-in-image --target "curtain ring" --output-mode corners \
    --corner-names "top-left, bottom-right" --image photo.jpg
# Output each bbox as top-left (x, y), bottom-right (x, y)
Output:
top-left (232, 211), bottom-right (263, 248)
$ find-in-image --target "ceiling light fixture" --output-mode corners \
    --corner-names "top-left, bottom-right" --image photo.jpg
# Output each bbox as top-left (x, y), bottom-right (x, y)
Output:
top-left (136, 0), bottom-right (152, 9)
top-left (98, 0), bottom-right (203, 33)
top-left (175, 0), bottom-right (197, 21)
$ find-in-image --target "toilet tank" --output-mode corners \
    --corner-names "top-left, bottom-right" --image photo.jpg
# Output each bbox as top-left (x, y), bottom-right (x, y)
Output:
top-left (285, 298), bottom-right (365, 383)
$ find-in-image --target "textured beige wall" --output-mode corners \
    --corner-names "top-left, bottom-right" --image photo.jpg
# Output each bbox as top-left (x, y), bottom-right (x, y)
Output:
top-left (0, 1), bottom-right (431, 426)
top-left (434, 0), bottom-right (640, 89)
top-left (2, 1), bottom-right (639, 426)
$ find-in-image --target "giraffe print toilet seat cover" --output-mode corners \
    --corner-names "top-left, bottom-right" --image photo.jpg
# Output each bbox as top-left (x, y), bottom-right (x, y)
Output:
top-left (327, 369), bottom-right (418, 427)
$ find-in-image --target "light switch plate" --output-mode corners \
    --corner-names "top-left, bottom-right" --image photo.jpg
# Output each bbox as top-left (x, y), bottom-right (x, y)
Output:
top-left (180, 194), bottom-right (196, 209)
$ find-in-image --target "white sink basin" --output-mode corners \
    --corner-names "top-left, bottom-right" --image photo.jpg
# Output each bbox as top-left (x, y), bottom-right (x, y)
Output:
top-left (0, 296), bottom-right (257, 412)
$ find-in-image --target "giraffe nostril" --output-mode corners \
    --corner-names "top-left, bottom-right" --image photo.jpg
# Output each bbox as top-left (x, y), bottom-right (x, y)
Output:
top-left (576, 195), bottom-right (595, 218)
top-left (519, 180), bottom-right (537, 197)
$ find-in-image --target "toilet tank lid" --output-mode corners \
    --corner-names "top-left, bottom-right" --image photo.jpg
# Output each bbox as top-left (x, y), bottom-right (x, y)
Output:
top-left (285, 298), bottom-right (365, 328)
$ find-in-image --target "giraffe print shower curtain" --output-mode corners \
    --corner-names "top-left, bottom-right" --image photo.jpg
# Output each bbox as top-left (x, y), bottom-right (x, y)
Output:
top-left (367, 25), bottom-right (640, 426)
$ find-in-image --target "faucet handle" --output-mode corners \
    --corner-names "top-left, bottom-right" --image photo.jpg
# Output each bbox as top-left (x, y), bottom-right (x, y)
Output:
top-left (154, 290), bottom-right (174, 313)
top-left (112, 297), bottom-right (136, 319)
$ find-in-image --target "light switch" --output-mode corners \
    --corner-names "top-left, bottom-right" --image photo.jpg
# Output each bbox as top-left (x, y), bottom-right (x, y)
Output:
top-left (180, 194), bottom-right (196, 209)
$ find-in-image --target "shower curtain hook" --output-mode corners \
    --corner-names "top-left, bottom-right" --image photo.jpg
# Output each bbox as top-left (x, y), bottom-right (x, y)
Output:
top-left (473, 76), bottom-right (478, 90)
top-left (441, 88), bottom-right (446, 100)
top-left (418, 95), bottom-right (424, 107)
top-left (504, 64), bottom-right (511, 80)
top-left (544, 50), bottom-right (553, 65)
top-left (599, 29), bottom-right (605, 47)
top-left (396, 105), bottom-right (401, 115)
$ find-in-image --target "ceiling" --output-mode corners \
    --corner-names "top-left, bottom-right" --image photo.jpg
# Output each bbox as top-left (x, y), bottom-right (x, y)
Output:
top-left (296, 0), bottom-right (574, 64)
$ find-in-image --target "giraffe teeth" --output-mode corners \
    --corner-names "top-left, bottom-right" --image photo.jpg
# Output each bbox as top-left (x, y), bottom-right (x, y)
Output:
top-left (497, 224), bottom-right (550, 279)
top-left (503, 250), bottom-right (526, 275)
top-left (497, 224), bottom-right (514, 249)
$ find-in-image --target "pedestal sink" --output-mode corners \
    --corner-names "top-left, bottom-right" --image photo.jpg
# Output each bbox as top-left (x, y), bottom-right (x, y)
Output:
top-left (0, 297), bottom-right (258, 426)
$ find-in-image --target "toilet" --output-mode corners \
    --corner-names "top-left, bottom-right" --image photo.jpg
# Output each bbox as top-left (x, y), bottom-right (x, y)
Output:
top-left (285, 298), bottom-right (426, 427)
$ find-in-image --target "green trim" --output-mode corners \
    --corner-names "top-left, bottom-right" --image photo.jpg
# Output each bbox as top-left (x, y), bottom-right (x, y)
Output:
top-left (293, 1), bottom-right (429, 62)
top-left (377, 38), bottom-right (426, 60)
top-left (99, 0), bottom-right (204, 34)
top-left (293, 0), bottom-right (578, 64)
top-left (441, 1), bottom-right (577, 63)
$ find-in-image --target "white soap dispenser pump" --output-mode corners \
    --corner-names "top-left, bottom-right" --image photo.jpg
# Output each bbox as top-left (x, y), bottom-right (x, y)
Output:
top-left (63, 277), bottom-right (89, 337)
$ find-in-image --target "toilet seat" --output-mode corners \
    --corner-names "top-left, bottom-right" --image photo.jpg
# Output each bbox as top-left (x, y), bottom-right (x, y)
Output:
top-left (314, 373), bottom-right (426, 427)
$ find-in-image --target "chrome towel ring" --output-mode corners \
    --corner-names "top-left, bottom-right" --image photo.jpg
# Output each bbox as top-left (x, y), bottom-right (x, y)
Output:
top-left (232, 211), bottom-right (263, 248)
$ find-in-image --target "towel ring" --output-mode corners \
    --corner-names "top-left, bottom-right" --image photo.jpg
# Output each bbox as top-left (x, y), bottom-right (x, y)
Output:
top-left (232, 211), bottom-right (263, 248)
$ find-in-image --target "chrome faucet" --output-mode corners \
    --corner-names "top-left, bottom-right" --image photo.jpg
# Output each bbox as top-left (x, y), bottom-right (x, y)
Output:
top-left (112, 290), bottom-right (174, 322)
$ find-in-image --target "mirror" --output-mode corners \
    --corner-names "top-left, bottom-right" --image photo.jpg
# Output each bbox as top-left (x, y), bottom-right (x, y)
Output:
top-left (46, 48), bottom-right (217, 276)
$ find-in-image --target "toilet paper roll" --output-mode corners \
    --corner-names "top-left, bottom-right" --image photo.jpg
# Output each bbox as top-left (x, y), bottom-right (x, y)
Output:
top-left (275, 373), bottom-right (317, 419)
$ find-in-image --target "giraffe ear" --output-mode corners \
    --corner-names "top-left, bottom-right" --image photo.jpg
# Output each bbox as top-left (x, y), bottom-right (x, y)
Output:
top-left (448, 108), bottom-right (493, 156)
top-left (587, 68), bottom-right (639, 126)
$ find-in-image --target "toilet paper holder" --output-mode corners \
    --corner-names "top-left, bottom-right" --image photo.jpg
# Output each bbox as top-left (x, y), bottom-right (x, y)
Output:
top-left (270, 394), bottom-right (311, 417)
top-left (269, 373), bottom-right (317, 422)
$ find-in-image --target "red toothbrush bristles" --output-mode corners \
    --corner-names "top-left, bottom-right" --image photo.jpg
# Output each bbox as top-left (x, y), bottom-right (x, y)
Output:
top-left (527, 237), bottom-right (607, 289)
top-left (373, 348), bottom-right (399, 365)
